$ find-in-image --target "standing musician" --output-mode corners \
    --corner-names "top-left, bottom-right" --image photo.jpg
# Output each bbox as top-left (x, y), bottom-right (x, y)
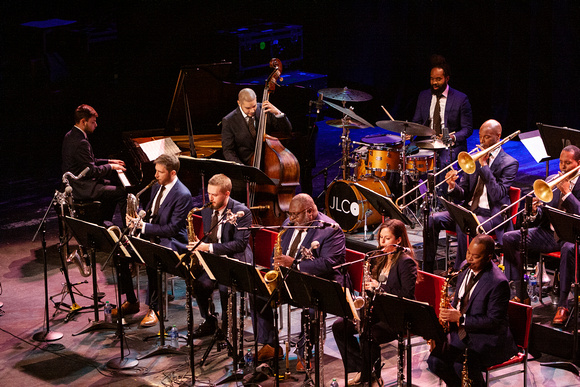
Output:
top-left (188, 173), bottom-right (253, 338)
top-left (332, 219), bottom-right (417, 387)
top-left (221, 87), bottom-right (292, 165)
top-left (412, 54), bottom-right (473, 170)
top-left (427, 234), bottom-right (517, 387)
top-left (61, 104), bottom-right (127, 225)
top-left (502, 145), bottom-right (580, 324)
top-left (121, 154), bottom-right (193, 327)
top-left (423, 119), bottom-right (519, 273)
top-left (256, 193), bottom-right (351, 368)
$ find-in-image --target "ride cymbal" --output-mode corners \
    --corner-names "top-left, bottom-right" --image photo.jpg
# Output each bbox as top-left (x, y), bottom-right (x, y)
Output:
top-left (318, 87), bottom-right (373, 102)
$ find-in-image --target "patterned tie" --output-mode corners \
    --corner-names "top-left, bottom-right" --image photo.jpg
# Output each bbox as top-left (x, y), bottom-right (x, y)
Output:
top-left (288, 230), bottom-right (304, 258)
top-left (432, 94), bottom-right (442, 135)
top-left (152, 185), bottom-right (165, 218)
top-left (247, 116), bottom-right (256, 138)
top-left (208, 210), bottom-right (220, 243)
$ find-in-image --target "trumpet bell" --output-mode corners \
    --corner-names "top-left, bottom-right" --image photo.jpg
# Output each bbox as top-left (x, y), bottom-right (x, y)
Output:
top-left (533, 179), bottom-right (554, 203)
top-left (458, 151), bottom-right (476, 174)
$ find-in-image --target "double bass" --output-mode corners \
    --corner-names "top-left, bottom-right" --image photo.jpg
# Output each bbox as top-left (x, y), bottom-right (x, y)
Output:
top-left (250, 58), bottom-right (300, 226)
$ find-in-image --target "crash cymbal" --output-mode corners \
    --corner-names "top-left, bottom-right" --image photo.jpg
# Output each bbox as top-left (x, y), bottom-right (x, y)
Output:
top-left (324, 100), bottom-right (374, 128)
top-left (325, 118), bottom-right (370, 129)
top-left (318, 87), bottom-right (373, 102)
top-left (415, 139), bottom-right (447, 150)
top-left (375, 120), bottom-right (434, 136)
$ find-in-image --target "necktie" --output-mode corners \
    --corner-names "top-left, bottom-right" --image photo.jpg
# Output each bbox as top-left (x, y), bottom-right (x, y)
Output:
top-left (457, 271), bottom-right (480, 340)
top-left (247, 116), bottom-right (256, 138)
top-left (470, 177), bottom-right (485, 211)
top-left (208, 210), bottom-right (220, 243)
top-left (288, 230), bottom-right (304, 258)
top-left (432, 94), bottom-right (442, 135)
top-left (152, 185), bottom-right (165, 218)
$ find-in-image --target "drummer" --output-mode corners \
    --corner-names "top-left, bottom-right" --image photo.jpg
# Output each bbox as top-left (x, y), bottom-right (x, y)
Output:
top-left (412, 54), bottom-right (473, 171)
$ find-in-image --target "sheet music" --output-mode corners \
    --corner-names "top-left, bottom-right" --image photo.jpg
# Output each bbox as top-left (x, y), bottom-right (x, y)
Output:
top-left (139, 138), bottom-right (181, 161)
top-left (519, 129), bottom-right (549, 163)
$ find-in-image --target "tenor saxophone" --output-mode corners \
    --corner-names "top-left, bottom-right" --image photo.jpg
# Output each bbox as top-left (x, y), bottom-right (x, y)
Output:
top-left (354, 258), bottom-right (372, 333)
top-left (264, 228), bottom-right (286, 306)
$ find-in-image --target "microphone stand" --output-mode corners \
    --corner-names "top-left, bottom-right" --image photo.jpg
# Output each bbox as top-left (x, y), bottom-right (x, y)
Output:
top-left (518, 196), bottom-right (532, 303)
top-left (32, 190), bottom-right (63, 342)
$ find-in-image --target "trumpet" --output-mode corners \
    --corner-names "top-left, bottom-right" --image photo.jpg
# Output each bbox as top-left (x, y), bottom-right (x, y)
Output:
top-left (457, 130), bottom-right (520, 174)
top-left (396, 147), bottom-right (480, 210)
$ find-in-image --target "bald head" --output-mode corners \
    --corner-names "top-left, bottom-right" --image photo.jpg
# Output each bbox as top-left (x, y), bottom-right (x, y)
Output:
top-left (238, 88), bottom-right (256, 103)
top-left (480, 119), bottom-right (502, 137)
top-left (479, 119), bottom-right (502, 149)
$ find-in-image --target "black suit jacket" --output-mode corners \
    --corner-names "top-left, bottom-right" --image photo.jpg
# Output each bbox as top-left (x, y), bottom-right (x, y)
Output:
top-left (221, 103), bottom-right (292, 165)
top-left (61, 126), bottom-right (117, 200)
top-left (201, 197), bottom-right (253, 264)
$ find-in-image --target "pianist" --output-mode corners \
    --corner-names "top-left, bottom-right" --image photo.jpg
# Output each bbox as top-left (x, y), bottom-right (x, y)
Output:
top-left (61, 104), bottom-right (127, 225)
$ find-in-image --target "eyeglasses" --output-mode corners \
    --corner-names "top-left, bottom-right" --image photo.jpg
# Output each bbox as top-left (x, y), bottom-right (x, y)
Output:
top-left (287, 208), bottom-right (308, 218)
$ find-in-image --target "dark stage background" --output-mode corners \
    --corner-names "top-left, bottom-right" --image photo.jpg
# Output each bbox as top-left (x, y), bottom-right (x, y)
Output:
top-left (1, 1), bottom-right (579, 188)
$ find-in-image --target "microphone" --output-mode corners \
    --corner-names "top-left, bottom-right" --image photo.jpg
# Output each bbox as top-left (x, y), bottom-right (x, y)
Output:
top-left (236, 211), bottom-right (245, 218)
top-left (315, 93), bottom-right (324, 114)
top-left (389, 244), bottom-right (411, 254)
top-left (138, 209), bottom-right (147, 219)
top-left (320, 220), bottom-right (340, 230)
top-left (378, 273), bottom-right (387, 284)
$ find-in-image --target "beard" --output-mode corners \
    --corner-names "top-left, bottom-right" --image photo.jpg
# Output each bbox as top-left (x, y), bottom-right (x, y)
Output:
top-left (431, 81), bottom-right (448, 96)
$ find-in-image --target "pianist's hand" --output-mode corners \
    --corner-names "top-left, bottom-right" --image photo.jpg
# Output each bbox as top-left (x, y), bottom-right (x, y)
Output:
top-left (109, 159), bottom-right (126, 167)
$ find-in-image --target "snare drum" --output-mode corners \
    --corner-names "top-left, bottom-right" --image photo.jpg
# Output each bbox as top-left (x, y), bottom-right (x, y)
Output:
top-left (325, 177), bottom-right (391, 232)
top-left (405, 149), bottom-right (435, 176)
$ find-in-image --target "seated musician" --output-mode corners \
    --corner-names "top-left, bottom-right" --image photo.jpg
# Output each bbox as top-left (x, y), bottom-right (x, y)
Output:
top-left (221, 87), bottom-right (292, 165)
top-left (119, 154), bottom-right (193, 326)
top-left (188, 173), bottom-right (253, 338)
top-left (61, 104), bottom-right (127, 225)
top-left (427, 234), bottom-right (517, 387)
top-left (502, 145), bottom-right (580, 324)
top-left (257, 193), bottom-right (351, 368)
top-left (423, 119), bottom-right (519, 273)
top-left (332, 219), bottom-right (417, 387)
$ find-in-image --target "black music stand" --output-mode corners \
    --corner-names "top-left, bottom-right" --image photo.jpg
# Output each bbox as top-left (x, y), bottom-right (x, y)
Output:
top-left (439, 198), bottom-right (481, 238)
top-left (65, 217), bottom-right (119, 335)
top-left (65, 217), bottom-right (138, 369)
top-left (354, 183), bottom-right (412, 226)
top-left (280, 266), bottom-right (357, 387)
top-left (373, 293), bottom-right (445, 387)
top-left (128, 236), bottom-right (189, 360)
top-left (198, 251), bottom-right (271, 385)
top-left (541, 207), bottom-right (580, 374)
top-left (178, 156), bottom-right (275, 206)
top-left (537, 123), bottom-right (580, 177)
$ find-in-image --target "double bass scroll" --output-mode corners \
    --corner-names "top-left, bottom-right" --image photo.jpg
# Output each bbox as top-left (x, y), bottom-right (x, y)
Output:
top-left (249, 58), bottom-right (300, 226)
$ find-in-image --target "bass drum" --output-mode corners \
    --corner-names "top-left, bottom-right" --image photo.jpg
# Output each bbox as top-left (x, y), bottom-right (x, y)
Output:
top-left (325, 178), bottom-right (391, 232)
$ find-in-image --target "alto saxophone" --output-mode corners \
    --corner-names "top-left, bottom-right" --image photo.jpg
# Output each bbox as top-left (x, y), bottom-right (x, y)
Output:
top-left (186, 203), bottom-right (210, 278)
top-left (353, 258), bottom-right (372, 333)
top-left (265, 228), bottom-right (286, 306)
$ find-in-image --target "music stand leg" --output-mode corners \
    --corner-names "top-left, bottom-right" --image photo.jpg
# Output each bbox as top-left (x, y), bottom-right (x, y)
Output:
top-left (33, 223), bottom-right (63, 342)
top-left (73, 246), bottom-right (116, 336)
top-left (137, 260), bottom-right (185, 360)
top-left (215, 289), bottom-right (244, 385)
top-left (106, 253), bottom-right (138, 369)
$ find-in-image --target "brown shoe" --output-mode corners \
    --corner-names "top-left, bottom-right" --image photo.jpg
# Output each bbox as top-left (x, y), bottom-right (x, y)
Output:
top-left (347, 372), bottom-right (362, 386)
top-left (111, 301), bottom-right (140, 319)
top-left (140, 309), bottom-right (158, 327)
top-left (552, 306), bottom-right (570, 325)
top-left (257, 344), bottom-right (284, 362)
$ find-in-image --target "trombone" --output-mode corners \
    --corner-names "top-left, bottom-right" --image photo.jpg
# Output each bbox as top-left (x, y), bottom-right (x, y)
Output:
top-left (477, 164), bottom-right (580, 235)
top-left (457, 130), bottom-right (520, 174)
top-left (395, 146), bottom-right (480, 209)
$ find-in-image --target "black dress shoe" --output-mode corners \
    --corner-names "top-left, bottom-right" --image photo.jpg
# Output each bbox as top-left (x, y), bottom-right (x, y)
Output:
top-left (192, 319), bottom-right (217, 338)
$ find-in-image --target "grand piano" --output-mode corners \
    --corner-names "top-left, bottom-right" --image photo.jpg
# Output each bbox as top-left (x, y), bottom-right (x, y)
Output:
top-left (121, 61), bottom-right (318, 212)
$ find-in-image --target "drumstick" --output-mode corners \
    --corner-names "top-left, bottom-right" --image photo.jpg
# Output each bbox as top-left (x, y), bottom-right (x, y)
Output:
top-left (381, 105), bottom-right (395, 121)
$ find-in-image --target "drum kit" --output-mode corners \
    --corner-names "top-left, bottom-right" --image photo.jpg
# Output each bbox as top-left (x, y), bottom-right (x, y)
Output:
top-left (319, 87), bottom-right (451, 232)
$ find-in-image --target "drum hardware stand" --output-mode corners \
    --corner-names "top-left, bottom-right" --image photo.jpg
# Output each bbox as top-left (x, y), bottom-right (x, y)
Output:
top-left (32, 191), bottom-right (64, 342)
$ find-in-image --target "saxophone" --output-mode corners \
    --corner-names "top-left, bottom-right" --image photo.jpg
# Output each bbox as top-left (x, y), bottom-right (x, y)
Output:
top-left (127, 179), bottom-right (156, 236)
top-left (264, 228), bottom-right (286, 306)
top-left (354, 258), bottom-right (372, 333)
top-left (439, 263), bottom-right (472, 332)
top-left (186, 203), bottom-right (211, 278)
top-left (461, 348), bottom-right (472, 386)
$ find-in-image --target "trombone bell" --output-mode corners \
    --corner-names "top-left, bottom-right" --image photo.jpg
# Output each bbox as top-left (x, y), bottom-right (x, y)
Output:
top-left (533, 179), bottom-right (553, 203)
top-left (457, 151), bottom-right (476, 174)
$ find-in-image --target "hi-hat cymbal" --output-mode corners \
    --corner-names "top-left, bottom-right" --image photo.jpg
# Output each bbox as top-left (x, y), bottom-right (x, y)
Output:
top-left (325, 118), bottom-right (370, 129)
top-left (324, 100), bottom-right (374, 128)
top-left (376, 120), bottom-right (434, 136)
top-left (318, 87), bottom-right (373, 102)
top-left (415, 139), bottom-right (447, 150)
